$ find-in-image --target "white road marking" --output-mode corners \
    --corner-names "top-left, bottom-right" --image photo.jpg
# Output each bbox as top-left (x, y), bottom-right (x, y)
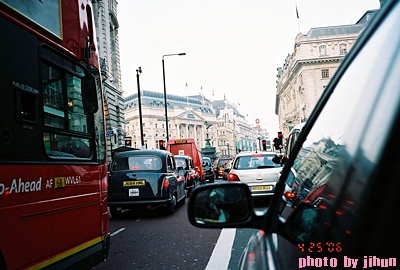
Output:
top-left (205, 228), bottom-right (236, 270)
top-left (110, 227), bottom-right (126, 237)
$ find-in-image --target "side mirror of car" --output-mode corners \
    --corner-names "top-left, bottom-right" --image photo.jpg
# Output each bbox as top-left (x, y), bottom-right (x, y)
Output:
top-left (285, 201), bottom-right (322, 243)
top-left (188, 183), bottom-right (254, 228)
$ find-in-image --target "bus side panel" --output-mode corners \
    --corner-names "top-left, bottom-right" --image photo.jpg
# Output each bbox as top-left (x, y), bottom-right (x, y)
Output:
top-left (0, 164), bottom-right (106, 269)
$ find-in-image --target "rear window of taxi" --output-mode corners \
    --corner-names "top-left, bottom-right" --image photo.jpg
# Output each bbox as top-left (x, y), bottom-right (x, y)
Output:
top-left (112, 155), bottom-right (162, 171)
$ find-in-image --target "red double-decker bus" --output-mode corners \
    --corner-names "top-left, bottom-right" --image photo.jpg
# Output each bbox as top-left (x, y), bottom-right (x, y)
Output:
top-left (0, 0), bottom-right (109, 269)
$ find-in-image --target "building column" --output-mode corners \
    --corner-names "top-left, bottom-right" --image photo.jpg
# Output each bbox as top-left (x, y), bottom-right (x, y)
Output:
top-left (194, 124), bottom-right (198, 143)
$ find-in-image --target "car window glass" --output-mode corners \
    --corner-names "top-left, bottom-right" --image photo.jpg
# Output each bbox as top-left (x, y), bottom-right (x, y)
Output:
top-left (282, 4), bottom-right (400, 245)
top-left (167, 155), bottom-right (173, 171)
top-left (175, 157), bottom-right (188, 169)
top-left (112, 155), bottom-right (162, 171)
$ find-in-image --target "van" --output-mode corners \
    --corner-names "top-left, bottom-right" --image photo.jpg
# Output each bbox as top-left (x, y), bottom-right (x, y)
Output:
top-left (166, 138), bottom-right (205, 183)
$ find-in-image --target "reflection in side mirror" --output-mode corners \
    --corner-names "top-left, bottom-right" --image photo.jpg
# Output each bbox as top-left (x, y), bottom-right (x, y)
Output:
top-left (81, 74), bottom-right (99, 115)
top-left (285, 202), bottom-right (320, 243)
top-left (188, 183), bottom-right (253, 227)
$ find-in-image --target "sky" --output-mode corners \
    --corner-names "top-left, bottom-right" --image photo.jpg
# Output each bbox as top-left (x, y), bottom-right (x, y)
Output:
top-left (117, 0), bottom-right (380, 135)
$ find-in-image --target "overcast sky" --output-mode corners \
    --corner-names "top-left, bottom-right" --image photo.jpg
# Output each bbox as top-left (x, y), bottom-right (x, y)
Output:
top-left (117, 0), bottom-right (380, 135)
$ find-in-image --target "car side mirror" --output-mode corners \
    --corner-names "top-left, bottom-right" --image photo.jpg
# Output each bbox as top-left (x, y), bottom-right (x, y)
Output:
top-left (188, 183), bottom-right (254, 228)
top-left (285, 202), bottom-right (322, 243)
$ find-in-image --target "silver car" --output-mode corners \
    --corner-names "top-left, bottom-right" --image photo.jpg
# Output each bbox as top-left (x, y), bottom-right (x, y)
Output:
top-left (227, 152), bottom-right (281, 202)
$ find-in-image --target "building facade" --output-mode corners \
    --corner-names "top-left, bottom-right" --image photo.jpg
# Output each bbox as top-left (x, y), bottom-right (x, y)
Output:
top-left (124, 91), bottom-right (264, 157)
top-left (212, 100), bottom-right (259, 157)
top-left (92, 0), bottom-right (125, 161)
top-left (275, 10), bottom-right (376, 136)
top-left (124, 91), bottom-right (217, 150)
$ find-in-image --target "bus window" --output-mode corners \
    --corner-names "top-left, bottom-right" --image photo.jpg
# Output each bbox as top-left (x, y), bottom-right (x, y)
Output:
top-left (41, 57), bottom-right (92, 159)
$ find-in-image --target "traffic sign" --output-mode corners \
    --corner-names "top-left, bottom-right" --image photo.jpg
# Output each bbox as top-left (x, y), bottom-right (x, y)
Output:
top-left (106, 130), bottom-right (114, 137)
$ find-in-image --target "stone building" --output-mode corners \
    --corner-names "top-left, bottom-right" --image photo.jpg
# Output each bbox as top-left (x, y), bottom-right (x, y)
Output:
top-left (124, 91), bottom-right (263, 157)
top-left (211, 100), bottom-right (259, 157)
top-left (124, 91), bottom-right (217, 150)
top-left (92, 0), bottom-right (125, 161)
top-left (275, 10), bottom-right (377, 136)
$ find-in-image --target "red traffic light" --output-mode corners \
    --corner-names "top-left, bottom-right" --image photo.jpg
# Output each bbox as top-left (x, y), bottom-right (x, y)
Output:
top-left (125, 139), bottom-right (132, 146)
top-left (262, 139), bottom-right (267, 151)
top-left (278, 132), bottom-right (283, 138)
top-left (158, 140), bottom-right (165, 150)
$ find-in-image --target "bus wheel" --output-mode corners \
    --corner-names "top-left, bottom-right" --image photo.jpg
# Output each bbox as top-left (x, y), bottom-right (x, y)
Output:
top-left (110, 206), bottom-right (122, 219)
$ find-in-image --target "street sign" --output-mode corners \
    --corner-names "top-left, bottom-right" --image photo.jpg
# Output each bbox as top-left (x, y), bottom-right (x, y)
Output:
top-left (106, 130), bottom-right (114, 137)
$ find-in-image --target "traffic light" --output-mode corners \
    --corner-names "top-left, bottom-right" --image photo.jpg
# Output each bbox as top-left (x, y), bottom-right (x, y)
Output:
top-left (273, 138), bottom-right (279, 150)
top-left (158, 140), bottom-right (165, 150)
top-left (125, 138), bottom-right (132, 146)
top-left (262, 140), bottom-right (267, 151)
top-left (276, 132), bottom-right (283, 149)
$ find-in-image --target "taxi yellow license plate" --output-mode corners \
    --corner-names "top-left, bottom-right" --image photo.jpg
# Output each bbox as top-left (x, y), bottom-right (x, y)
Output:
top-left (123, 180), bottom-right (145, 187)
top-left (252, 185), bottom-right (273, 191)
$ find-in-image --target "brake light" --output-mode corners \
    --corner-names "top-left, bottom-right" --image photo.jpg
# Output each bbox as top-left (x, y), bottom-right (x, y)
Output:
top-left (284, 191), bottom-right (295, 199)
top-left (163, 178), bottom-right (169, 189)
top-left (227, 173), bottom-right (240, 182)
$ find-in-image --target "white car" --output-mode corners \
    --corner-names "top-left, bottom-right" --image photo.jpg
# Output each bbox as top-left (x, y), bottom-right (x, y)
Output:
top-left (227, 151), bottom-right (282, 205)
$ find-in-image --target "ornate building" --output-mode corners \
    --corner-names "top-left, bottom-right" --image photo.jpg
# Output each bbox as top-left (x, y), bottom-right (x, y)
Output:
top-left (124, 91), bottom-right (264, 157)
top-left (275, 10), bottom-right (377, 136)
top-left (211, 100), bottom-right (259, 157)
top-left (124, 91), bottom-right (217, 150)
top-left (92, 0), bottom-right (125, 161)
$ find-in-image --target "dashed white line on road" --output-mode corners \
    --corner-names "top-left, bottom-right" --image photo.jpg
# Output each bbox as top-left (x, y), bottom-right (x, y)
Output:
top-left (110, 228), bottom-right (126, 237)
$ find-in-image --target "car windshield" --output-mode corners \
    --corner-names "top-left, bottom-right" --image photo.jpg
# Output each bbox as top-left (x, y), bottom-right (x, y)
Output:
top-left (112, 155), bottom-right (162, 171)
top-left (203, 159), bottom-right (211, 166)
top-left (175, 157), bottom-right (189, 169)
top-left (233, 154), bottom-right (278, 169)
top-left (218, 159), bottom-right (231, 167)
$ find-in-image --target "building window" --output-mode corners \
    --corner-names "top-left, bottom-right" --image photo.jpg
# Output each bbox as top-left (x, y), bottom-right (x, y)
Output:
top-left (322, 69), bottom-right (330, 79)
top-left (339, 43), bottom-right (347, 55)
top-left (319, 45), bottom-right (327, 56)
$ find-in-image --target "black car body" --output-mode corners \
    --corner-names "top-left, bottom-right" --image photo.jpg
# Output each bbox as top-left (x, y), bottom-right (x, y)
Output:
top-left (175, 155), bottom-right (199, 194)
top-left (188, 1), bottom-right (400, 268)
top-left (108, 150), bottom-right (186, 217)
top-left (213, 157), bottom-right (232, 180)
top-left (202, 157), bottom-right (215, 183)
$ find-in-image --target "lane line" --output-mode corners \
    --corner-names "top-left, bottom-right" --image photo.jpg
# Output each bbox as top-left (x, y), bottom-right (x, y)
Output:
top-left (110, 227), bottom-right (126, 237)
top-left (205, 228), bottom-right (236, 270)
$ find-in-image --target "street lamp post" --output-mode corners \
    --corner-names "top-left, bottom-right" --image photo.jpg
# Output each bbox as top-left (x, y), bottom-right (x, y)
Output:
top-left (162, 53), bottom-right (186, 142)
top-left (136, 67), bottom-right (144, 148)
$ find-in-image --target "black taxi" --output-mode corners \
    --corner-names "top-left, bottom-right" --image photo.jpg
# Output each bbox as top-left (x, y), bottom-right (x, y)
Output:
top-left (108, 150), bottom-right (186, 218)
